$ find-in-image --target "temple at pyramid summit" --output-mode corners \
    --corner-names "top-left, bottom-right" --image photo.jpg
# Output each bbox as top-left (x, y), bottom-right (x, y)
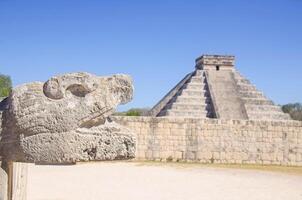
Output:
top-left (150, 55), bottom-right (291, 120)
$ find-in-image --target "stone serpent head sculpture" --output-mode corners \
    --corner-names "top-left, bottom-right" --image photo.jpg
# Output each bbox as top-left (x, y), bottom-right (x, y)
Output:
top-left (0, 72), bottom-right (135, 164)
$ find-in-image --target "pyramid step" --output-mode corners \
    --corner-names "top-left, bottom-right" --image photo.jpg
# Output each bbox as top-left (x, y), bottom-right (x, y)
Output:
top-left (179, 89), bottom-right (209, 97)
top-left (239, 90), bottom-right (265, 98)
top-left (247, 112), bottom-right (291, 120)
top-left (237, 83), bottom-right (257, 91)
top-left (233, 71), bottom-right (242, 75)
top-left (181, 87), bottom-right (206, 92)
top-left (233, 72), bottom-right (245, 79)
top-left (170, 102), bottom-right (207, 106)
top-left (174, 96), bottom-right (211, 104)
top-left (247, 110), bottom-right (288, 115)
top-left (167, 103), bottom-right (208, 111)
top-left (235, 78), bottom-right (251, 84)
top-left (165, 110), bottom-right (209, 117)
top-left (247, 111), bottom-right (290, 117)
top-left (245, 105), bottom-right (283, 112)
top-left (242, 97), bottom-right (274, 105)
top-left (189, 77), bottom-right (205, 84)
top-left (186, 82), bottom-right (205, 86)
top-left (169, 107), bottom-right (213, 113)
top-left (167, 108), bottom-right (205, 113)
top-left (183, 83), bottom-right (206, 90)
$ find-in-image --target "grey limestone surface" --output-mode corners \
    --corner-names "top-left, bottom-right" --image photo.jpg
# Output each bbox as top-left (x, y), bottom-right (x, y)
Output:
top-left (0, 72), bottom-right (136, 164)
top-left (114, 116), bottom-right (302, 166)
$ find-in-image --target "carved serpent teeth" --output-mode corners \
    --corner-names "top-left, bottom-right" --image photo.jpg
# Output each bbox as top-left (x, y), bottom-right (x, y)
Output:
top-left (79, 107), bottom-right (113, 128)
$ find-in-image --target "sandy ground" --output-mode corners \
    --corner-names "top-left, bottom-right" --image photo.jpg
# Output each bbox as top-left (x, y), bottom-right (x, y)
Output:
top-left (27, 162), bottom-right (302, 200)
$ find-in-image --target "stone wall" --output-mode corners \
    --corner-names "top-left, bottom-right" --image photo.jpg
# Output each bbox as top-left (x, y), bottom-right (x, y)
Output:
top-left (113, 116), bottom-right (302, 166)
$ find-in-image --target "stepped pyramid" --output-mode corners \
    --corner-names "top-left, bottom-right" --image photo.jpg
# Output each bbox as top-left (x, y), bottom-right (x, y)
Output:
top-left (150, 55), bottom-right (291, 121)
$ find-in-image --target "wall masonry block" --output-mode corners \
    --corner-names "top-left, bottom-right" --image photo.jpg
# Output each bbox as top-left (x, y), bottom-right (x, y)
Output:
top-left (113, 116), bottom-right (302, 166)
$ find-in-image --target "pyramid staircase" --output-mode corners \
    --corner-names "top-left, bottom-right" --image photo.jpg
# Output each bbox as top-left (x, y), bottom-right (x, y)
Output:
top-left (150, 55), bottom-right (291, 121)
top-left (153, 70), bottom-right (215, 118)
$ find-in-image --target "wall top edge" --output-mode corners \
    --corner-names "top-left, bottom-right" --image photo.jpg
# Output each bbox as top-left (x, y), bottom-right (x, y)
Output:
top-left (112, 116), bottom-right (302, 127)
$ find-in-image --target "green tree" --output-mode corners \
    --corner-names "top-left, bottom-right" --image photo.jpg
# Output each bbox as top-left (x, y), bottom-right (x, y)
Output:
top-left (125, 108), bottom-right (149, 116)
top-left (125, 109), bottom-right (141, 116)
top-left (114, 108), bottom-right (150, 116)
top-left (0, 74), bottom-right (12, 97)
top-left (282, 103), bottom-right (302, 121)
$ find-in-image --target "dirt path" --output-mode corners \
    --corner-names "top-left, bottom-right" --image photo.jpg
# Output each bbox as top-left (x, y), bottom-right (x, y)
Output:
top-left (27, 162), bottom-right (302, 200)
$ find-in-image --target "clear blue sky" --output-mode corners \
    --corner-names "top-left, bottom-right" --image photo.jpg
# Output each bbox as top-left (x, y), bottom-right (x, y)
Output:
top-left (0, 0), bottom-right (301, 111)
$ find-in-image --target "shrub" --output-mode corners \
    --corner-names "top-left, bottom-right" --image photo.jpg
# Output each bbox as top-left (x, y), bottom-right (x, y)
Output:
top-left (126, 109), bottom-right (141, 116)
top-left (0, 74), bottom-right (12, 97)
top-left (114, 108), bottom-right (150, 116)
top-left (282, 103), bottom-right (302, 121)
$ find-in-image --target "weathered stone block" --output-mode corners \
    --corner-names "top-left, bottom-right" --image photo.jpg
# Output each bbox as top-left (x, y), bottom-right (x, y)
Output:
top-left (174, 151), bottom-right (183, 159)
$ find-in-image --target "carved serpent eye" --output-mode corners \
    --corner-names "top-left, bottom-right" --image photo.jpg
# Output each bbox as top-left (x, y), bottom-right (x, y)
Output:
top-left (43, 72), bottom-right (99, 100)
top-left (43, 78), bottom-right (64, 99)
top-left (66, 84), bottom-right (91, 97)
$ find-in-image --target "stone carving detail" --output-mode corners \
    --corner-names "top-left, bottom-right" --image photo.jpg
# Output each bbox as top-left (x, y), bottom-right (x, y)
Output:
top-left (0, 72), bottom-right (136, 164)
